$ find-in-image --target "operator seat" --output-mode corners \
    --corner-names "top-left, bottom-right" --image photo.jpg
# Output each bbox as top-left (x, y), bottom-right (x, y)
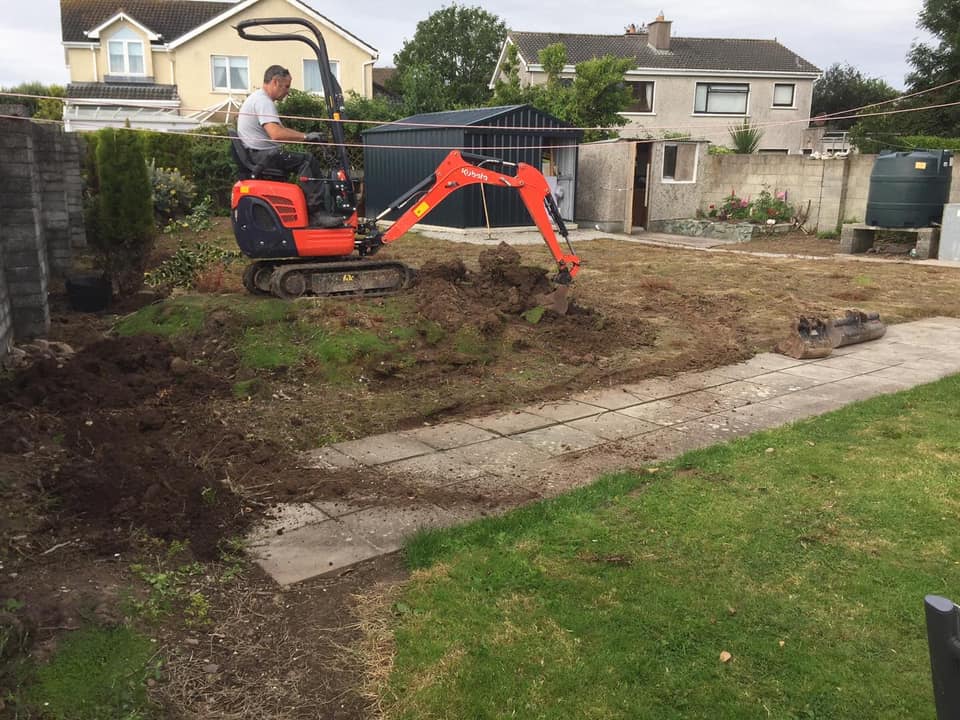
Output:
top-left (228, 129), bottom-right (288, 181)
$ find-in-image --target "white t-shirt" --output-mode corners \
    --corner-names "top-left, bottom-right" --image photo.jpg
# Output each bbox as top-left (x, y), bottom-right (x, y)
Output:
top-left (238, 89), bottom-right (281, 151)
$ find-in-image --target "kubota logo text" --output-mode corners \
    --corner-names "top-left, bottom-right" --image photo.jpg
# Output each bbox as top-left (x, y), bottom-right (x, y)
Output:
top-left (461, 168), bottom-right (489, 182)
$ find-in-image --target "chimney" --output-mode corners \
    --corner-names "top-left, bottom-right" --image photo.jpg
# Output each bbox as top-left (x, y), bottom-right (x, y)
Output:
top-left (647, 12), bottom-right (671, 51)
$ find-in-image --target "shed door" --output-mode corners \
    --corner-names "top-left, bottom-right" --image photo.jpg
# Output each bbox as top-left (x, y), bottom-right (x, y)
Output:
top-left (541, 147), bottom-right (576, 221)
top-left (632, 142), bottom-right (652, 230)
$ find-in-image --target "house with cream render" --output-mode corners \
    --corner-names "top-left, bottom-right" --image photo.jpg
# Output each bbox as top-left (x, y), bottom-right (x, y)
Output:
top-left (491, 15), bottom-right (821, 155)
top-left (59, 0), bottom-right (378, 131)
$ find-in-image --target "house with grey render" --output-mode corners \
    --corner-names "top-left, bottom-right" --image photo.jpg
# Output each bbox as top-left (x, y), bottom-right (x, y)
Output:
top-left (490, 15), bottom-right (821, 155)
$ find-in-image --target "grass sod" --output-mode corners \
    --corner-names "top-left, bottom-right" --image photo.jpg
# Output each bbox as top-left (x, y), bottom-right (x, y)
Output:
top-left (384, 377), bottom-right (960, 719)
top-left (24, 624), bottom-right (158, 719)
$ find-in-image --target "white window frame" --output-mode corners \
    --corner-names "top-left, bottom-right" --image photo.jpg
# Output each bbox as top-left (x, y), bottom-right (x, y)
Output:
top-left (211, 55), bottom-right (250, 92)
top-left (303, 59), bottom-right (341, 95)
top-left (694, 83), bottom-right (749, 115)
top-left (772, 83), bottom-right (796, 108)
top-left (623, 80), bottom-right (655, 114)
top-left (107, 28), bottom-right (145, 76)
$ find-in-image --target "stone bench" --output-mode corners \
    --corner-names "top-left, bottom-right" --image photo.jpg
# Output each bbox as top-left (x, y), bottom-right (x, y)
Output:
top-left (840, 223), bottom-right (940, 259)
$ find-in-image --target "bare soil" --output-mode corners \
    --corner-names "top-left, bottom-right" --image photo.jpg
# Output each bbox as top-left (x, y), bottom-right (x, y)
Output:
top-left (4, 222), bottom-right (960, 718)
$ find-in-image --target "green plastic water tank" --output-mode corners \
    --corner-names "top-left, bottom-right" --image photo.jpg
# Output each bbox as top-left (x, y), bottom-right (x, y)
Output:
top-left (865, 150), bottom-right (953, 227)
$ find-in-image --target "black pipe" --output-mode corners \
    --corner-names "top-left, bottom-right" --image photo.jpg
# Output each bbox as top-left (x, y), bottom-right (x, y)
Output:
top-left (925, 595), bottom-right (960, 719)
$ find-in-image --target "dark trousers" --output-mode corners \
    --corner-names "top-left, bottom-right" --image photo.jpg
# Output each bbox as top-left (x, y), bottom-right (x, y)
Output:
top-left (249, 148), bottom-right (331, 217)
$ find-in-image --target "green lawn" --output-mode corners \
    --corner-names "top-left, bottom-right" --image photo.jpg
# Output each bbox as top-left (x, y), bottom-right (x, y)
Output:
top-left (381, 376), bottom-right (960, 719)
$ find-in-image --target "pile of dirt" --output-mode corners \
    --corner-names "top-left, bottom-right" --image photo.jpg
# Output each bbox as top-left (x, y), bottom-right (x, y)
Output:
top-left (0, 335), bottom-right (254, 560)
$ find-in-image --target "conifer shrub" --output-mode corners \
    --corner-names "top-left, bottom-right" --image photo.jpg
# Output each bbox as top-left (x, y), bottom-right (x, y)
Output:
top-left (90, 127), bottom-right (155, 295)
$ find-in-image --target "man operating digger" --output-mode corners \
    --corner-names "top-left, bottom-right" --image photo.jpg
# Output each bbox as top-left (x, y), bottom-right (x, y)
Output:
top-left (237, 65), bottom-right (338, 226)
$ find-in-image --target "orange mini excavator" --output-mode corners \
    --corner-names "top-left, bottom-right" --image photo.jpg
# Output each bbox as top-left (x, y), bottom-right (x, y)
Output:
top-left (230, 18), bottom-right (580, 302)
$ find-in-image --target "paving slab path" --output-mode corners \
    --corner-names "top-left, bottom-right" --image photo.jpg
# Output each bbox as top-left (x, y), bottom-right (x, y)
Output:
top-left (248, 317), bottom-right (960, 585)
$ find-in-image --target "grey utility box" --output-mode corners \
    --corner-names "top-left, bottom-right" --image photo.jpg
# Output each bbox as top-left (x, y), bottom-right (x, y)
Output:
top-left (939, 203), bottom-right (960, 261)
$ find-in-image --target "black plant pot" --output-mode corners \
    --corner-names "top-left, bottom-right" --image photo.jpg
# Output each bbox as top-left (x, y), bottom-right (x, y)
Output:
top-left (65, 273), bottom-right (112, 312)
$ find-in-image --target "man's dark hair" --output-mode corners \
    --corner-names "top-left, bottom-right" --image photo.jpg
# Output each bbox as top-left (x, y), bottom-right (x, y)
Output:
top-left (263, 65), bottom-right (291, 83)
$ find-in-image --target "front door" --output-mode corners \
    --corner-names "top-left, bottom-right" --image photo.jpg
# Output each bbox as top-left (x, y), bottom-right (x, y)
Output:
top-left (632, 142), bottom-right (652, 230)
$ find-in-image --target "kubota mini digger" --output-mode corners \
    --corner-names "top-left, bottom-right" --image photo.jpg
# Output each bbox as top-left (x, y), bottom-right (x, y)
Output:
top-left (230, 18), bottom-right (580, 303)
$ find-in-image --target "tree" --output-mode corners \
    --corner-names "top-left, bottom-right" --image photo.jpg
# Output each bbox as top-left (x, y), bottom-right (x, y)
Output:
top-left (493, 42), bottom-right (632, 141)
top-left (392, 4), bottom-right (506, 113)
top-left (728, 120), bottom-right (763, 153)
top-left (811, 63), bottom-right (898, 130)
top-left (904, 0), bottom-right (960, 135)
top-left (92, 128), bottom-right (155, 295)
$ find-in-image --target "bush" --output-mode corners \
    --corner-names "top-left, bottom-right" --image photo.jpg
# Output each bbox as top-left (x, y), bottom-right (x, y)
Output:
top-left (91, 127), bottom-right (155, 295)
top-left (748, 189), bottom-right (794, 223)
top-left (708, 145), bottom-right (734, 155)
top-left (140, 131), bottom-right (195, 175)
top-left (188, 126), bottom-right (235, 213)
top-left (145, 240), bottom-right (240, 290)
top-left (149, 163), bottom-right (197, 223)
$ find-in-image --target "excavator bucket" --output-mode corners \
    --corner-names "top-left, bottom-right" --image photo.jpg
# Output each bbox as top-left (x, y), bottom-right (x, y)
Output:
top-left (829, 310), bottom-right (886, 348)
top-left (776, 316), bottom-right (835, 359)
top-left (534, 285), bottom-right (571, 315)
top-left (776, 310), bottom-right (886, 359)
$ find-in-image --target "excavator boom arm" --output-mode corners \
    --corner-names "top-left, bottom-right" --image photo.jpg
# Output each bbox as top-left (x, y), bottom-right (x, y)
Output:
top-left (374, 151), bottom-right (580, 282)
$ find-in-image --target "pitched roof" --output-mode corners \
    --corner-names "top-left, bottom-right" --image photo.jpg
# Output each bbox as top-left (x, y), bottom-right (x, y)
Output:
top-left (510, 31), bottom-right (820, 75)
top-left (66, 81), bottom-right (179, 101)
top-left (59, 0), bottom-right (377, 53)
top-left (60, 0), bottom-right (232, 44)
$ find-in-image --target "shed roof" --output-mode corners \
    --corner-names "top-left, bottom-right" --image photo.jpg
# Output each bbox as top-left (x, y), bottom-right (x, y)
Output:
top-left (364, 104), bottom-right (576, 135)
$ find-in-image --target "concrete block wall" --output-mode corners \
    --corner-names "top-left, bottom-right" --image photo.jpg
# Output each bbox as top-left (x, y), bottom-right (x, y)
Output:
top-left (0, 118), bottom-right (50, 341)
top-left (0, 118), bottom-right (85, 353)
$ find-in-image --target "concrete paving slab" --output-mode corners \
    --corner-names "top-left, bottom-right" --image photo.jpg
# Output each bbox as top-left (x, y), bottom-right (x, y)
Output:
top-left (247, 503), bottom-right (331, 545)
top-left (567, 411), bottom-right (661, 441)
top-left (706, 379), bottom-right (779, 403)
top-left (464, 410), bottom-right (555, 436)
top-left (618, 426), bottom-right (711, 462)
top-left (616, 397), bottom-right (712, 425)
top-left (674, 368), bottom-right (739, 390)
top-left (781, 362), bottom-right (871, 382)
top-left (439, 474), bottom-right (542, 519)
top-left (382, 450), bottom-right (487, 486)
top-left (806, 356), bottom-right (891, 374)
top-left (748, 371), bottom-right (823, 393)
top-left (619, 375), bottom-right (708, 401)
top-left (523, 399), bottom-right (605, 422)
top-left (299, 447), bottom-right (360, 470)
top-left (570, 386), bottom-right (652, 410)
top-left (249, 520), bottom-right (383, 585)
top-left (400, 421), bottom-right (497, 450)
top-left (441, 436), bottom-right (553, 479)
top-left (898, 357), bottom-right (960, 376)
top-left (674, 388), bottom-right (752, 412)
top-left (531, 450), bottom-right (634, 497)
top-left (328, 433), bottom-right (436, 466)
top-left (673, 411), bottom-right (766, 445)
top-left (866, 365), bottom-right (948, 385)
top-left (712, 353), bottom-right (804, 379)
top-left (513, 423), bottom-right (606, 455)
top-left (336, 504), bottom-right (459, 553)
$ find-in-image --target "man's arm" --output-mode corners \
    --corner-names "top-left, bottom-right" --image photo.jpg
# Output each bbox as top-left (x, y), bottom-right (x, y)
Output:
top-left (263, 122), bottom-right (308, 143)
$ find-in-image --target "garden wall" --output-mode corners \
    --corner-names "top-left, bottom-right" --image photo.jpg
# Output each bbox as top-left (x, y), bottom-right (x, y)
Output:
top-left (698, 154), bottom-right (960, 233)
top-left (0, 118), bottom-right (86, 358)
top-left (576, 142), bottom-right (960, 235)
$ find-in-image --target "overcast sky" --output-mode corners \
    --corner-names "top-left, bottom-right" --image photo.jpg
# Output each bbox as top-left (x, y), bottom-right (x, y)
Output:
top-left (0, 0), bottom-right (934, 92)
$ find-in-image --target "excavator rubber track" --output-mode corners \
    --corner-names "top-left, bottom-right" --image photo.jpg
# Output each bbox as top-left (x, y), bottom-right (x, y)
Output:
top-left (242, 259), bottom-right (415, 299)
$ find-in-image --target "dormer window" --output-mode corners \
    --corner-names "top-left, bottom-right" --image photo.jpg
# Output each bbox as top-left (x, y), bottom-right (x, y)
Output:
top-left (108, 27), bottom-right (145, 75)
